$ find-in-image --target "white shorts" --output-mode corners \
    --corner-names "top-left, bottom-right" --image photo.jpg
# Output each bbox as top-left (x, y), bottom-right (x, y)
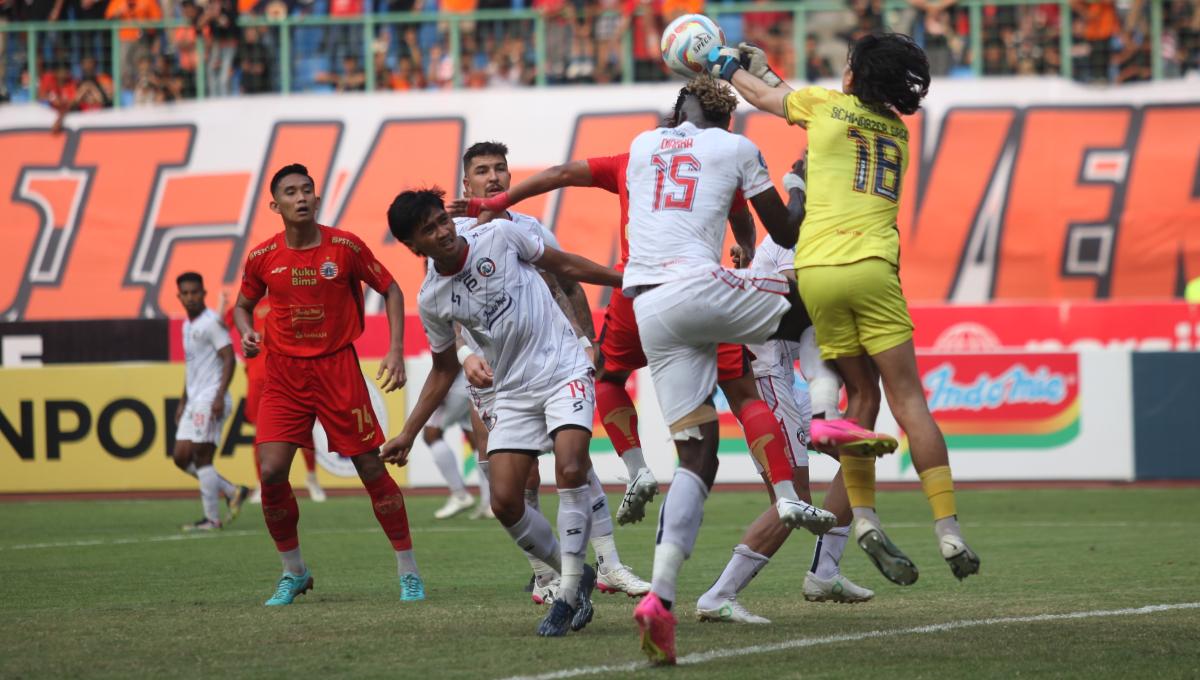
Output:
top-left (633, 269), bottom-right (792, 430)
top-left (175, 393), bottom-right (233, 446)
top-left (427, 371), bottom-right (473, 432)
top-left (485, 370), bottom-right (596, 455)
top-left (753, 373), bottom-right (810, 471)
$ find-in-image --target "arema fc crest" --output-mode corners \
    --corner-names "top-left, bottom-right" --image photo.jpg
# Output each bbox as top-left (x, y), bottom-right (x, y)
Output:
top-left (320, 261), bottom-right (339, 280)
top-left (475, 257), bottom-right (497, 277)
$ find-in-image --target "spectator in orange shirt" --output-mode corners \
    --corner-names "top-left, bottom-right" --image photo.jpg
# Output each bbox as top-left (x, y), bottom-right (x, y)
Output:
top-left (105, 0), bottom-right (162, 93)
top-left (1072, 0), bottom-right (1117, 81)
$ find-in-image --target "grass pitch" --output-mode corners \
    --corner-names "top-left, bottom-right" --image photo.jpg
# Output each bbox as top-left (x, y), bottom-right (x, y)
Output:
top-left (1, 486), bottom-right (1198, 679)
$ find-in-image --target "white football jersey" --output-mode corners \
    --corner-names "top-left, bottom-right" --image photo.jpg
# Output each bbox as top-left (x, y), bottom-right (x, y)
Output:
top-left (623, 122), bottom-right (774, 292)
top-left (418, 219), bottom-right (589, 397)
top-left (454, 210), bottom-right (561, 250)
top-left (182, 308), bottom-right (231, 405)
top-left (749, 235), bottom-right (799, 380)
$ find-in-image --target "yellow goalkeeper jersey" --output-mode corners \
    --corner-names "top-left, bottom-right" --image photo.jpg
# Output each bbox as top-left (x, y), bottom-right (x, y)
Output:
top-left (784, 86), bottom-right (909, 270)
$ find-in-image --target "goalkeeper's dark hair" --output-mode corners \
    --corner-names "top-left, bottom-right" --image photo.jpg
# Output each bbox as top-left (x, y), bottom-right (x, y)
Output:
top-left (666, 75), bottom-right (738, 129)
top-left (847, 33), bottom-right (930, 117)
top-left (176, 271), bottom-right (203, 288)
top-left (387, 187), bottom-right (446, 244)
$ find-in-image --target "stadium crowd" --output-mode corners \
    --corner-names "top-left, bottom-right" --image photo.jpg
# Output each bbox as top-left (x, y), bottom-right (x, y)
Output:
top-left (1, 0), bottom-right (1198, 107)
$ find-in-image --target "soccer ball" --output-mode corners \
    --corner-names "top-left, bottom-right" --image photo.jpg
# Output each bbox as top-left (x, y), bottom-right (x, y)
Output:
top-left (660, 13), bottom-right (726, 79)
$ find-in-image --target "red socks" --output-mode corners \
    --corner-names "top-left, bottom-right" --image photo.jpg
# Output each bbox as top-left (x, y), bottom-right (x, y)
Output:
top-left (261, 481), bottom-right (300, 552)
top-left (736, 400), bottom-right (794, 487)
top-left (596, 380), bottom-right (641, 455)
top-left (364, 472), bottom-right (413, 551)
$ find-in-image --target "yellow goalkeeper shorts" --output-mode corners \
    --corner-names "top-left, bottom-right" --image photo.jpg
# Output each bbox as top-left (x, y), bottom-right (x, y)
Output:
top-left (795, 257), bottom-right (914, 360)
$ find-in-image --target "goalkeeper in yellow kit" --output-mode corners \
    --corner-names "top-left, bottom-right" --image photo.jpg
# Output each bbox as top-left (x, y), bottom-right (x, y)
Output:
top-left (704, 33), bottom-right (980, 585)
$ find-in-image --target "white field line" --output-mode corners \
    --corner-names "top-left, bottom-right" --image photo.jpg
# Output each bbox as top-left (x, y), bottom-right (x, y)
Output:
top-left (2, 520), bottom-right (1197, 552)
top-left (499, 602), bottom-right (1200, 680)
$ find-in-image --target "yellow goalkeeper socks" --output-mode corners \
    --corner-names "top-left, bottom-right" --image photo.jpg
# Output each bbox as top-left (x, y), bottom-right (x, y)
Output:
top-left (919, 465), bottom-right (957, 521)
top-left (840, 454), bottom-right (877, 511)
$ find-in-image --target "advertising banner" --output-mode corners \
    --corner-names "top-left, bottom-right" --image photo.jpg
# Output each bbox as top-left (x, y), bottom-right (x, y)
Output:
top-left (1, 80), bottom-right (1197, 326)
top-left (0, 361), bottom-right (408, 493)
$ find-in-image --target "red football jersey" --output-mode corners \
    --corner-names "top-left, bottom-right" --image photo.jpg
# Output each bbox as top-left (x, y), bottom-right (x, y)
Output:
top-left (587, 152), bottom-right (749, 271)
top-left (240, 226), bottom-right (395, 358)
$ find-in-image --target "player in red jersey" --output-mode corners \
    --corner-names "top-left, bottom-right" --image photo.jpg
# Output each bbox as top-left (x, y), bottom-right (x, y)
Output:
top-left (232, 163), bottom-right (420, 606)
top-left (450, 99), bottom-right (824, 530)
top-left (221, 296), bottom-right (326, 504)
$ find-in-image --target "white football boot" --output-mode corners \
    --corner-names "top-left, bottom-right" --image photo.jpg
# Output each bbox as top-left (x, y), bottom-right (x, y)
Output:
top-left (434, 492), bottom-right (475, 519)
top-left (803, 571), bottom-right (875, 603)
top-left (696, 598), bottom-right (771, 624)
top-left (616, 467), bottom-right (659, 525)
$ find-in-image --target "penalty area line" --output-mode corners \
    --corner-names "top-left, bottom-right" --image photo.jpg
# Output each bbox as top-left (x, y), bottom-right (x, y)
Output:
top-left (498, 602), bottom-right (1200, 680)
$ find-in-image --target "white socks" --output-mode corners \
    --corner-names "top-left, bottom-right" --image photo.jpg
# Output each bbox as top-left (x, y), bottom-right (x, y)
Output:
top-left (184, 463), bottom-right (198, 478)
top-left (556, 484), bottom-right (592, 607)
top-left (698, 544), bottom-right (769, 609)
top-left (281, 547), bottom-right (306, 576)
top-left (396, 549), bottom-right (419, 577)
top-left (504, 504), bottom-right (561, 574)
top-left (811, 525), bottom-right (850, 580)
top-left (772, 479), bottom-right (800, 503)
top-left (620, 447), bottom-right (647, 478)
top-left (852, 506), bottom-right (882, 526)
top-left (585, 469), bottom-right (622, 572)
top-left (650, 468), bottom-right (709, 604)
top-left (429, 439), bottom-right (467, 494)
top-left (934, 515), bottom-right (963, 542)
top-left (196, 465), bottom-right (221, 524)
top-left (524, 487), bottom-right (540, 512)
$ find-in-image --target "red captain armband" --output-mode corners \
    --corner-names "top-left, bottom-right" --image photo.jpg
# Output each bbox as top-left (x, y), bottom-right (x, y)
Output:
top-left (464, 192), bottom-right (512, 218)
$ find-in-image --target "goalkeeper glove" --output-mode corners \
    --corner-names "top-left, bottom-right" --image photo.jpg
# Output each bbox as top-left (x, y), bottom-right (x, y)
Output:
top-left (738, 42), bottom-right (783, 87)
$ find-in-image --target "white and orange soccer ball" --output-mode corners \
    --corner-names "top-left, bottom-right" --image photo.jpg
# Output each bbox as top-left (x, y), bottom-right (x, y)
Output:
top-left (660, 13), bottom-right (726, 79)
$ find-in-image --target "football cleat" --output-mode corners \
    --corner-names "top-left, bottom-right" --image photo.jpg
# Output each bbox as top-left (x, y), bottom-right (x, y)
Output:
top-left (226, 486), bottom-right (251, 523)
top-left (803, 571), bottom-right (875, 603)
top-left (305, 474), bottom-right (327, 503)
top-left (531, 577), bottom-right (560, 605)
top-left (597, 564), bottom-right (651, 597)
top-left (854, 518), bottom-right (919, 586)
top-left (811, 419), bottom-right (898, 456)
top-left (940, 534), bottom-right (981, 581)
top-left (247, 486), bottom-right (262, 505)
top-left (776, 498), bottom-right (837, 535)
top-left (469, 503), bottom-right (496, 520)
top-left (434, 492), bottom-right (475, 519)
top-left (634, 592), bottom-right (677, 665)
top-left (696, 597), bottom-right (771, 624)
top-left (400, 572), bottom-right (426, 601)
top-left (616, 467), bottom-right (659, 526)
top-left (265, 570), bottom-right (313, 606)
top-left (182, 518), bottom-right (221, 532)
top-left (570, 564), bottom-right (597, 632)
top-left (536, 599), bottom-right (576, 637)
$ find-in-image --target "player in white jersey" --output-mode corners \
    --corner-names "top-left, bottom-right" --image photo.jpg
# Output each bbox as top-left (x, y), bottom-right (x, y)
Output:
top-left (172, 272), bottom-right (250, 532)
top-left (625, 76), bottom-right (844, 664)
top-left (455, 141), bottom-right (650, 601)
top-left (422, 370), bottom-right (478, 519)
top-left (383, 187), bottom-right (624, 637)
top-left (696, 161), bottom-right (874, 622)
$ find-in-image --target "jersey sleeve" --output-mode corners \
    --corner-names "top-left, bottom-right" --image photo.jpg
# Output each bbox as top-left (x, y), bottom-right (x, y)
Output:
top-left (761, 237), bottom-right (795, 274)
top-left (783, 86), bottom-right (833, 126)
top-left (586, 155), bottom-right (625, 195)
top-left (419, 295), bottom-right (456, 354)
top-left (736, 136), bottom-right (774, 200)
top-left (207, 316), bottom-right (233, 352)
top-left (239, 256), bottom-right (266, 302)
top-left (501, 219), bottom-right (546, 263)
top-left (346, 233), bottom-right (396, 295)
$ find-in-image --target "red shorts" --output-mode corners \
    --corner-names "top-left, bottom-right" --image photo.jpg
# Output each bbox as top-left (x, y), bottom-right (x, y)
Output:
top-left (256, 345), bottom-right (384, 456)
top-left (599, 286), bottom-right (751, 382)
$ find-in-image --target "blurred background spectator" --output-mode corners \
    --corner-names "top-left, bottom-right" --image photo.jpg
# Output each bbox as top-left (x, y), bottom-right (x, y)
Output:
top-left (3, 0), bottom-right (1198, 108)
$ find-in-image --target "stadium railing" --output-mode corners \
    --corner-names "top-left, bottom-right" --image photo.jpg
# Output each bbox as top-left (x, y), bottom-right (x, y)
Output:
top-left (0, 0), bottom-right (1186, 108)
